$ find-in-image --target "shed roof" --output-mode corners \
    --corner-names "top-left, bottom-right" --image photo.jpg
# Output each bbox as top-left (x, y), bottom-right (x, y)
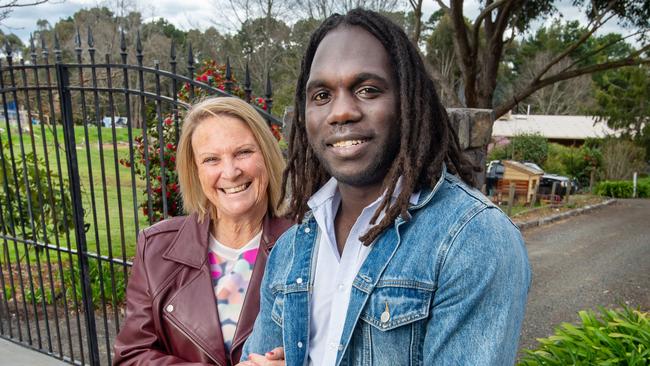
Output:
top-left (492, 114), bottom-right (616, 140)
top-left (503, 160), bottom-right (544, 176)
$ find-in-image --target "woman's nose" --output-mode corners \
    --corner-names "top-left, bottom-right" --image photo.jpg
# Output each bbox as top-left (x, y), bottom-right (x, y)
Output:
top-left (220, 159), bottom-right (242, 179)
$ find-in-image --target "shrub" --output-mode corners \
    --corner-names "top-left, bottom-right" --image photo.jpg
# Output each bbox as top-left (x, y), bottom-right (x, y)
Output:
top-left (0, 141), bottom-right (75, 241)
top-left (601, 139), bottom-right (646, 180)
top-left (519, 307), bottom-right (650, 366)
top-left (543, 143), bottom-right (603, 188)
top-left (542, 143), bottom-right (570, 175)
top-left (488, 143), bottom-right (510, 161)
top-left (60, 260), bottom-right (127, 307)
top-left (595, 179), bottom-right (650, 198)
top-left (511, 133), bottom-right (549, 166)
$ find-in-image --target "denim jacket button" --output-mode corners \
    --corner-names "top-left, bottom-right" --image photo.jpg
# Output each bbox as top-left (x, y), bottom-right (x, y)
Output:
top-left (297, 341), bottom-right (303, 348)
top-left (296, 277), bottom-right (303, 284)
top-left (304, 227), bottom-right (311, 233)
top-left (380, 310), bottom-right (390, 323)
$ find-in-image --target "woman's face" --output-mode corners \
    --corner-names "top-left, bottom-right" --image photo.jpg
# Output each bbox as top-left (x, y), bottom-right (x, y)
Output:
top-left (191, 115), bottom-right (269, 221)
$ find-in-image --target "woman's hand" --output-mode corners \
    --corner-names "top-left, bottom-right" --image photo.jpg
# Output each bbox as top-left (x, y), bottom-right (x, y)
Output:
top-left (237, 347), bottom-right (285, 366)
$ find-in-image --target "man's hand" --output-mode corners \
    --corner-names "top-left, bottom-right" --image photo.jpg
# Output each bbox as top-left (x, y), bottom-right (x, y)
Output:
top-left (236, 347), bottom-right (285, 366)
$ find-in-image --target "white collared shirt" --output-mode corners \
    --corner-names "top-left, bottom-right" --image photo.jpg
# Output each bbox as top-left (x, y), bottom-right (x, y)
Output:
top-left (307, 178), bottom-right (419, 366)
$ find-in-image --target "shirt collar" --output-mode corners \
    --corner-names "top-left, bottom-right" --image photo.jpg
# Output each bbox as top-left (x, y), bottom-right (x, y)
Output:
top-left (307, 177), bottom-right (420, 212)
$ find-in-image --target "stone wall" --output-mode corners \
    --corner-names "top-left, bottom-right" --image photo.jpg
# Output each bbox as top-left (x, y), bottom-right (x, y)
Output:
top-left (282, 107), bottom-right (494, 189)
top-left (447, 108), bottom-right (494, 189)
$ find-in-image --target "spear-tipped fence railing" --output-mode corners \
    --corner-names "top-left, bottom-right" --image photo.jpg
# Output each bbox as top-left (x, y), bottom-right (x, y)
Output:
top-left (0, 28), bottom-right (280, 366)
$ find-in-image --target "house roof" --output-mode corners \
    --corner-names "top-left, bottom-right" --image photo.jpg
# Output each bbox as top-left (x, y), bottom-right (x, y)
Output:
top-left (492, 114), bottom-right (616, 140)
top-left (503, 160), bottom-right (544, 176)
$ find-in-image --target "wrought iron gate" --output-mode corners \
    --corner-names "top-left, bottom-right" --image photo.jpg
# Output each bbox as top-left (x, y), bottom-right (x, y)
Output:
top-left (0, 29), bottom-right (280, 365)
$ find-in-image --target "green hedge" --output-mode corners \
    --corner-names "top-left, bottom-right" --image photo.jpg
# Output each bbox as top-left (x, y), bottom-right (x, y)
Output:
top-left (519, 307), bottom-right (650, 366)
top-left (595, 178), bottom-right (650, 198)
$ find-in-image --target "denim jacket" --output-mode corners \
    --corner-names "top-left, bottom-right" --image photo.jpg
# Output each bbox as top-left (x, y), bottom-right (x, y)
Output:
top-left (243, 172), bottom-right (531, 365)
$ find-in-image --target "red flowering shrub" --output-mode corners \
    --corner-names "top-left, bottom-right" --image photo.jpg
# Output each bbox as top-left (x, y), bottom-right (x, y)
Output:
top-left (121, 59), bottom-right (284, 224)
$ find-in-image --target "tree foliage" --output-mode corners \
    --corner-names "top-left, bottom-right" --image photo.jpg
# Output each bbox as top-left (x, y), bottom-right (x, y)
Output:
top-left (592, 65), bottom-right (650, 155)
top-left (510, 133), bottom-right (549, 166)
top-left (428, 0), bottom-right (650, 118)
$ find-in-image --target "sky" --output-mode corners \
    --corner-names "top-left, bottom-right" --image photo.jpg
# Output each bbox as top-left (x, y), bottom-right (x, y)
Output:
top-left (2, 0), bottom-right (634, 45)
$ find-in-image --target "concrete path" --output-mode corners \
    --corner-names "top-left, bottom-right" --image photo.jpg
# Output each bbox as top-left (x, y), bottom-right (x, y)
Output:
top-left (519, 198), bottom-right (650, 352)
top-left (0, 337), bottom-right (68, 365)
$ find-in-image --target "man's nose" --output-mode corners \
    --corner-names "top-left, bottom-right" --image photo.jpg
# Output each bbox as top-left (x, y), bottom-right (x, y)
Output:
top-left (326, 92), bottom-right (362, 125)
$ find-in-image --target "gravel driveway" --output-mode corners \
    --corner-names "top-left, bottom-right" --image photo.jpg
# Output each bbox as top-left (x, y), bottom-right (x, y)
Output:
top-left (518, 198), bottom-right (650, 352)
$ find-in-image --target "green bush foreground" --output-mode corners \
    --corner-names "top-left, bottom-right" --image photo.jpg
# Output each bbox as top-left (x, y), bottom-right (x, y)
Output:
top-left (595, 178), bottom-right (650, 198)
top-left (519, 306), bottom-right (649, 366)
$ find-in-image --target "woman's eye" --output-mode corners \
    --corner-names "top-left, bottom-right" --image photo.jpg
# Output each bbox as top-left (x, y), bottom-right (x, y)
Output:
top-left (203, 157), bottom-right (219, 164)
top-left (237, 150), bottom-right (253, 157)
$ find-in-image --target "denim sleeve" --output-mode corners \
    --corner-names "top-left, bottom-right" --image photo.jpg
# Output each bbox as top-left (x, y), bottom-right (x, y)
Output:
top-left (424, 207), bottom-right (531, 365)
top-left (241, 231), bottom-right (289, 359)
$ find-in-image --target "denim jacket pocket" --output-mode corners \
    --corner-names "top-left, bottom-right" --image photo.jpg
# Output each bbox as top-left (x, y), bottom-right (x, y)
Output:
top-left (360, 281), bottom-right (433, 331)
top-left (270, 284), bottom-right (285, 327)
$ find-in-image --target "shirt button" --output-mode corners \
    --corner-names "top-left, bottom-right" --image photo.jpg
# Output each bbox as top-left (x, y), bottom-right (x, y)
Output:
top-left (337, 284), bottom-right (345, 292)
top-left (297, 341), bottom-right (303, 348)
top-left (165, 304), bottom-right (174, 313)
top-left (296, 277), bottom-right (303, 284)
top-left (304, 227), bottom-right (311, 233)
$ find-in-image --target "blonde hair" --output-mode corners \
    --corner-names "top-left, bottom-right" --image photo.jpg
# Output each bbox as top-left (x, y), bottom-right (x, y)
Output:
top-left (176, 97), bottom-right (286, 221)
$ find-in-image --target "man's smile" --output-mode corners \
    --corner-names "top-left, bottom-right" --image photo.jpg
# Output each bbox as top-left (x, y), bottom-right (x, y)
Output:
top-left (329, 139), bottom-right (369, 148)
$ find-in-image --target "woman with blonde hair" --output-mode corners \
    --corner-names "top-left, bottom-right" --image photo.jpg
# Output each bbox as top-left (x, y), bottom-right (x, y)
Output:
top-left (114, 97), bottom-right (292, 365)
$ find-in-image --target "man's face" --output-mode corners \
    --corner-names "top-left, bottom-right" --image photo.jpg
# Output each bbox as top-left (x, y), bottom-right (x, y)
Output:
top-left (305, 26), bottom-right (400, 188)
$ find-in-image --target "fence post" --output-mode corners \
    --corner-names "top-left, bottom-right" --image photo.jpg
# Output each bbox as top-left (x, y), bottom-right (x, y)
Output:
top-left (56, 63), bottom-right (101, 366)
top-left (530, 183), bottom-right (538, 207)
top-left (507, 182), bottom-right (516, 216)
top-left (551, 182), bottom-right (558, 203)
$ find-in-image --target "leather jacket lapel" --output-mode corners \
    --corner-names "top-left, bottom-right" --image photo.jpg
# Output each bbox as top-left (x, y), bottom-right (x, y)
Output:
top-left (162, 264), bottom-right (228, 366)
top-left (162, 213), bottom-right (210, 268)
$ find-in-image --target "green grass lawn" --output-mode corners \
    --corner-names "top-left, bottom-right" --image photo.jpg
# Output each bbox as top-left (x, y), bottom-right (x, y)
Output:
top-left (1, 122), bottom-right (147, 264)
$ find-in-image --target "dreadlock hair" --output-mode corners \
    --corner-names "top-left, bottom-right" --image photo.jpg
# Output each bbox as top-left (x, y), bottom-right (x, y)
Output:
top-left (281, 8), bottom-right (476, 245)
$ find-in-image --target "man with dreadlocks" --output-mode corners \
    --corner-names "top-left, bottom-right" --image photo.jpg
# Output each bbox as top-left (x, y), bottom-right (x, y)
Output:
top-left (241, 8), bottom-right (531, 366)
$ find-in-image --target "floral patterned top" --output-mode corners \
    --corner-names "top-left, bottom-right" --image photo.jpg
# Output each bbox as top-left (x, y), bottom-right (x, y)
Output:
top-left (208, 231), bottom-right (261, 352)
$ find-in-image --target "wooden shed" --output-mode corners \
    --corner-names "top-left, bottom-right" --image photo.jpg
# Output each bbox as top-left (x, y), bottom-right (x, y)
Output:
top-left (496, 160), bottom-right (543, 203)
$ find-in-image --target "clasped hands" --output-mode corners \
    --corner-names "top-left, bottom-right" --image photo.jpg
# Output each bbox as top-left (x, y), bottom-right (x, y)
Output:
top-left (236, 347), bottom-right (285, 366)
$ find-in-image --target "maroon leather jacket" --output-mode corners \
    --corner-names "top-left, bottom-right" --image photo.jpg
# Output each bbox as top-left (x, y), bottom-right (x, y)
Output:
top-left (113, 213), bottom-right (292, 366)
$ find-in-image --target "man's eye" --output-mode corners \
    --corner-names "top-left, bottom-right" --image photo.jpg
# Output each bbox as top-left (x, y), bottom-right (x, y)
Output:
top-left (357, 86), bottom-right (380, 97)
top-left (313, 91), bottom-right (330, 102)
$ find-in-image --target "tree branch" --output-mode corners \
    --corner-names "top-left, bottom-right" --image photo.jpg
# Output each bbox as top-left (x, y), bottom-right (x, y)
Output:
top-left (424, 59), bottom-right (463, 106)
top-left (563, 29), bottom-right (648, 73)
top-left (0, 0), bottom-right (50, 9)
top-left (434, 0), bottom-right (450, 13)
top-left (529, 0), bottom-right (618, 85)
top-left (471, 0), bottom-right (511, 52)
top-left (495, 55), bottom-right (650, 118)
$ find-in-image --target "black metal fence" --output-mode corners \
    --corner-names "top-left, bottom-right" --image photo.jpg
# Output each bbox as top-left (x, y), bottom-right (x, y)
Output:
top-left (0, 29), bottom-right (280, 365)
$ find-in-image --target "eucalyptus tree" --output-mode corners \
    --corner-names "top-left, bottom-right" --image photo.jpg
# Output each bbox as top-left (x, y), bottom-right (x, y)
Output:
top-left (425, 0), bottom-right (649, 118)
